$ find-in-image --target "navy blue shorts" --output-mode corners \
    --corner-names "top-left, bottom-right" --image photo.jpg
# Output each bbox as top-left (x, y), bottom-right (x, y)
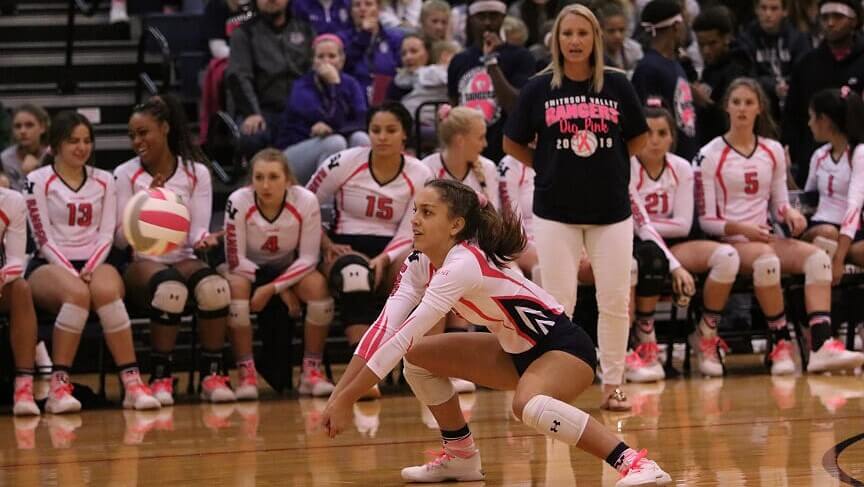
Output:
top-left (25, 257), bottom-right (86, 278)
top-left (510, 315), bottom-right (597, 376)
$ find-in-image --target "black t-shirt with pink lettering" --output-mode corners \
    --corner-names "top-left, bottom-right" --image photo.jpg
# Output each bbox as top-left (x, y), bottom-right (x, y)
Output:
top-left (505, 70), bottom-right (647, 225)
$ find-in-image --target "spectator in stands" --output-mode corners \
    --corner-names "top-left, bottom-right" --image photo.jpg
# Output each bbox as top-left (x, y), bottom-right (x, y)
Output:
top-left (692, 6), bottom-right (754, 145)
top-left (784, 0), bottom-right (864, 187)
top-left (1, 104), bottom-right (49, 191)
top-left (788, 0), bottom-right (821, 44)
top-left (502, 15), bottom-right (529, 48)
top-left (387, 34), bottom-right (432, 102)
top-left (419, 0), bottom-right (452, 44)
top-left (597, 1), bottom-right (643, 74)
top-left (449, 0), bottom-right (535, 162)
top-left (508, 0), bottom-right (559, 55)
top-left (380, 0), bottom-right (421, 30)
top-left (632, 0), bottom-right (699, 161)
top-left (277, 34), bottom-right (370, 185)
top-left (227, 0), bottom-right (314, 162)
top-left (204, 0), bottom-right (254, 60)
top-left (338, 0), bottom-right (404, 101)
top-left (739, 0), bottom-right (812, 121)
top-left (293, 0), bottom-right (352, 34)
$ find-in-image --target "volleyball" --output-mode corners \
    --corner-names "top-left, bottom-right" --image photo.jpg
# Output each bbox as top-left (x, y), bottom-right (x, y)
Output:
top-left (122, 188), bottom-right (190, 256)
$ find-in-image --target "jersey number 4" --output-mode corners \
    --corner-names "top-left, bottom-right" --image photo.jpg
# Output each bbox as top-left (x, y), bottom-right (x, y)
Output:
top-left (261, 236), bottom-right (279, 253)
top-left (67, 203), bottom-right (93, 227)
top-left (365, 196), bottom-right (394, 220)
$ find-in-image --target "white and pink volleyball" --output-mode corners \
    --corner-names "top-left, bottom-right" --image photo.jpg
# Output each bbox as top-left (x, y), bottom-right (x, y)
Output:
top-left (122, 188), bottom-right (190, 256)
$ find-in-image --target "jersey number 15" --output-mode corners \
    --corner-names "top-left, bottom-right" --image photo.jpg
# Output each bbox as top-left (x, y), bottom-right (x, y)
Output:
top-left (365, 196), bottom-right (394, 220)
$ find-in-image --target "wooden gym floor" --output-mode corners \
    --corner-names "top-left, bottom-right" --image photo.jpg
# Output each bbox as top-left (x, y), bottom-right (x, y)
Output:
top-left (1, 361), bottom-right (863, 486)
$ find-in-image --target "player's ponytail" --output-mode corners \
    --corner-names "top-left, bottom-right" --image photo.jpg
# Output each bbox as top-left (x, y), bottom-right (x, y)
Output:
top-left (810, 87), bottom-right (864, 154)
top-left (427, 179), bottom-right (526, 268)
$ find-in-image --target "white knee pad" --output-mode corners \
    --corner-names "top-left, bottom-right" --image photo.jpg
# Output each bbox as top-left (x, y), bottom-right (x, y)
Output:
top-left (152, 279), bottom-right (188, 315)
top-left (189, 269), bottom-right (231, 317)
top-left (752, 254), bottom-right (781, 287)
top-left (521, 394), bottom-right (589, 446)
top-left (630, 257), bottom-right (639, 288)
top-left (403, 359), bottom-right (455, 406)
top-left (804, 251), bottom-right (832, 284)
top-left (55, 303), bottom-right (89, 334)
top-left (707, 244), bottom-right (740, 284)
top-left (812, 236), bottom-right (838, 259)
top-left (96, 299), bottom-right (131, 333)
top-left (305, 298), bottom-right (335, 327)
top-left (228, 300), bottom-right (251, 329)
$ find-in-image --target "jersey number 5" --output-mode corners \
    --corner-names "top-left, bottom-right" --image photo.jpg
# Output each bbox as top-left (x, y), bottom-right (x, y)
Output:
top-left (261, 236), bottom-right (279, 253)
top-left (744, 171), bottom-right (759, 195)
top-left (365, 196), bottom-right (394, 220)
top-left (67, 203), bottom-right (93, 227)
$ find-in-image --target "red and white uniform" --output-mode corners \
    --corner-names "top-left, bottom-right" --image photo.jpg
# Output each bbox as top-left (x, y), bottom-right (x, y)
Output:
top-left (694, 137), bottom-right (790, 242)
top-left (224, 185), bottom-right (321, 292)
top-left (630, 187), bottom-right (681, 271)
top-left (114, 157), bottom-right (212, 264)
top-left (0, 188), bottom-right (27, 286)
top-left (630, 154), bottom-right (694, 239)
top-left (421, 153), bottom-right (500, 209)
top-left (24, 165), bottom-right (116, 275)
top-left (306, 147), bottom-right (432, 263)
top-left (498, 155), bottom-right (535, 239)
top-left (804, 143), bottom-right (864, 238)
top-left (356, 243), bottom-right (565, 378)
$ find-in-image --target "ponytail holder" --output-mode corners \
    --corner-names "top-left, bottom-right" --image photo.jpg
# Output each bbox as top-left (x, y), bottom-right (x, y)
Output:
top-left (438, 103), bottom-right (452, 122)
top-left (646, 96), bottom-right (663, 108)
top-left (841, 85), bottom-right (851, 99)
top-left (477, 192), bottom-right (489, 209)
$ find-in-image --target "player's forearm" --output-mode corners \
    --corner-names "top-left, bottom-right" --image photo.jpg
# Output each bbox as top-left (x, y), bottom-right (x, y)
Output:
top-left (331, 354), bottom-right (378, 405)
top-left (503, 137), bottom-right (534, 167)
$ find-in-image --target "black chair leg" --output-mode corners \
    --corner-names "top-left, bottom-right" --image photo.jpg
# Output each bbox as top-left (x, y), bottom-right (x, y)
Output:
top-left (187, 317), bottom-right (198, 396)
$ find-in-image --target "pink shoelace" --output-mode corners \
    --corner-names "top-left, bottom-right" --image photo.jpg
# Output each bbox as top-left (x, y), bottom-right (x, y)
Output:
top-left (636, 342), bottom-right (660, 362)
top-left (14, 382), bottom-right (34, 402)
top-left (304, 367), bottom-right (327, 384)
top-left (824, 339), bottom-right (846, 353)
top-left (240, 363), bottom-right (259, 385)
top-left (770, 340), bottom-right (793, 362)
top-left (52, 382), bottom-right (74, 400)
top-left (126, 382), bottom-right (154, 397)
top-left (202, 374), bottom-right (231, 390)
top-left (620, 449), bottom-right (649, 477)
top-left (423, 448), bottom-right (455, 469)
top-left (700, 336), bottom-right (730, 359)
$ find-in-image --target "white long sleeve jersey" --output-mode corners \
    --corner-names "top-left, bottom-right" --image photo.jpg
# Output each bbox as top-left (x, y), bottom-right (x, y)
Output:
top-left (804, 144), bottom-right (864, 238)
top-left (630, 154), bottom-right (694, 239)
top-left (0, 188), bottom-right (27, 286)
top-left (24, 165), bottom-right (115, 275)
top-left (694, 137), bottom-right (790, 242)
top-left (421, 152), bottom-right (501, 210)
top-left (306, 147), bottom-right (432, 263)
top-left (114, 157), bottom-right (212, 264)
top-left (224, 185), bottom-right (321, 292)
top-left (498, 155), bottom-right (535, 240)
top-left (356, 243), bottom-right (565, 379)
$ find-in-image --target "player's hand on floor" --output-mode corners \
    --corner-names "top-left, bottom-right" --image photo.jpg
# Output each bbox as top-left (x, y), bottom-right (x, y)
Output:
top-left (322, 398), bottom-right (352, 439)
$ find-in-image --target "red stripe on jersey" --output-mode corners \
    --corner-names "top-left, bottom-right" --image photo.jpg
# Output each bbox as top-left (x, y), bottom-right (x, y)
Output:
top-left (130, 168), bottom-right (146, 191)
top-left (715, 146), bottom-right (731, 219)
top-left (284, 202), bottom-right (303, 226)
top-left (183, 164), bottom-right (197, 188)
top-left (666, 160), bottom-right (679, 186)
top-left (461, 243), bottom-right (522, 286)
top-left (84, 242), bottom-right (110, 272)
top-left (758, 142), bottom-right (778, 172)
top-left (357, 313), bottom-right (388, 359)
top-left (816, 147), bottom-right (830, 174)
top-left (46, 244), bottom-right (75, 270)
top-left (402, 172), bottom-right (416, 196)
top-left (384, 238), bottom-right (411, 252)
top-left (458, 297), bottom-right (500, 323)
top-left (44, 174), bottom-right (58, 196)
top-left (93, 177), bottom-right (107, 191)
top-left (518, 165), bottom-right (526, 185)
top-left (245, 206), bottom-right (257, 221)
top-left (140, 210), bottom-right (190, 232)
top-left (274, 265), bottom-right (313, 285)
top-left (345, 163), bottom-right (370, 186)
top-left (636, 165), bottom-right (645, 190)
top-left (0, 209), bottom-right (9, 227)
top-left (426, 262), bottom-right (435, 286)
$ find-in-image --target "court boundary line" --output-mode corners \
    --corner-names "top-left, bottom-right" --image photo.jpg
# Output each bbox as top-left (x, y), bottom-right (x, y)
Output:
top-left (823, 432), bottom-right (864, 486)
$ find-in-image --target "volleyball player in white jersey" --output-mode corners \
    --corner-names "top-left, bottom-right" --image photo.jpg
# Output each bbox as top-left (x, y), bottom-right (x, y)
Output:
top-left (694, 78), bottom-right (864, 375)
top-left (307, 101), bottom-right (432, 396)
top-left (498, 155), bottom-right (540, 279)
top-left (0, 187), bottom-right (39, 416)
top-left (115, 96), bottom-right (234, 404)
top-left (321, 179), bottom-right (672, 486)
top-left (626, 101), bottom-right (741, 381)
top-left (223, 149), bottom-right (336, 399)
top-left (801, 87), bottom-right (864, 285)
top-left (25, 111), bottom-right (159, 414)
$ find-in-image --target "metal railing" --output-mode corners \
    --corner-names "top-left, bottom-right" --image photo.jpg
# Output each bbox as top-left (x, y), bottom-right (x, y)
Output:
top-left (59, 0), bottom-right (102, 94)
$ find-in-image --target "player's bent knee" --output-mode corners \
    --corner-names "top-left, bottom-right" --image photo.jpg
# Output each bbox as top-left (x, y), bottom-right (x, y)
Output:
top-left (228, 299), bottom-right (251, 328)
top-left (634, 241), bottom-right (668, 296)
top-left (403, 359), bottom-right (455, 406)
top-left (306, 298), bottom-right (335, 327)
top-left (96, 299), bottom-right (131, 333)
top-left (752, 254), bottom-right (781, 287)
top-left (812, 236), bottom-right (839, 259)
top-left (148, 268), bottom-right (188, 325)
top-left (804, 250), bottom-right (832, 284)
top-left (188, 268), bottom-right (231, 318)
top-left (519, 394), bottom-right (589, 445)
top-left (707, 244), bottom-right (740, 284)
top-left (55, 302), bottom-right (90, 334)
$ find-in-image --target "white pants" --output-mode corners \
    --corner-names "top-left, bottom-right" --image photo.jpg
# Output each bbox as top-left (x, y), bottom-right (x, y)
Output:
top-left (533, 215), bottom-right (633, 386)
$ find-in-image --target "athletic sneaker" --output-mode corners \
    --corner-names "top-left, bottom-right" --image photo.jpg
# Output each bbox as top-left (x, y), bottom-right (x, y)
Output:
top-left (200, 374), bottom-right (236, 403)
top-left (615, 449), bottom-right (672, 487)
top-left (123, 382), bottom-right (161, 410)
top-left (690, 333), bottom-right (726, 377)
top-left (450, 377), bottom-right (477, 393)
top-left (150, 377), bottom-right (175, 406)
top-left (298, 367), bottom-right (335, 397)
top-left (109, 0), bottom-right (128, 23)
top-left (235, 362), bottom-right (260, 401)
top-left (624, 343), bottom-right (665, 383)
top-left (401, 450), bottom-right (484, 483)
top-left (45, 382), bottom-right (81, 414)
top-left (807, 338), bottom-right (864, 373)
top-left (769, 340), bottom-right (796, 376)
top-left (13, 380), bottom-right (40, 416)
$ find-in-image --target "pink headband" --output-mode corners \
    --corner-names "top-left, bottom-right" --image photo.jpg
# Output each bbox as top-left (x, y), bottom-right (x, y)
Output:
top-left (313, 34), bottom-right (344, 49)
